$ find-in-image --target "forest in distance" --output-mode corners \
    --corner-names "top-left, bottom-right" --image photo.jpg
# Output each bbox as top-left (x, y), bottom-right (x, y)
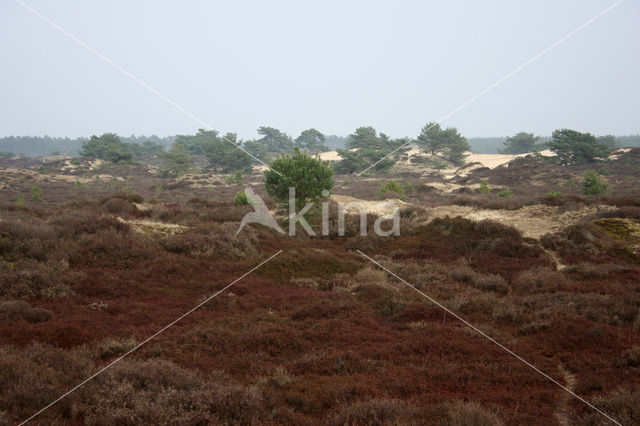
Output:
top-left (2, 130), bottom-right (640, 158)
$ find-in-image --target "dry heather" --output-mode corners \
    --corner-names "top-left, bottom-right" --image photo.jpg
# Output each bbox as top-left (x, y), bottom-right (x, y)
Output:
top-left (0, 152), bottom-right (639, 424)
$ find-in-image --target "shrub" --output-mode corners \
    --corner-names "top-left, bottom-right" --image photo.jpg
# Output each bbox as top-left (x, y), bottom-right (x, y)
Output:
top-left (94, 336), bottom-right (137, 359)
top-left (450, 294), bottom-right (498, 316)
top-left (77, 359), bottom-right (265, 425)
top-left (546, 190), bottom-right (562, 197)
top-left (473, 274), bottom-right (509, 294)
top-left (1, 344), bottom-right (266, 425)
top-left (265, 148), bottom-right (333, 209)
top-left (445, 400), bottom-right (503, 425)
top-left (354, 266), bottom-right (389, 287)
top-left (14, 194), bottom-right (25, 207)
top-left (497, 188), bottom-right (512, 198)
top-left (331, 398), bottom-right (416, 426)
top-left (234, 190), bottom-right (248, 206)
top-left (157, 143), bottom-right (192, 177)
top-left (582, 170), bottom-right (607, 196)
top-left (478, 181), bottom-right (491, 194)
top-left (271, 366), bottom-right (294, 388)
top-left (289, 277), bottom-right (320, 289)
top-left (163, 223), bottom-right (257, 259)
top-left (583, 385), bottom-right (640, 425)
top-left (30, 183), bottom-right (43, 201)
top-left (0, 300), bottom-right (54, 323)
top-left (0, 260), bottom-right (72, 299)
top-left (562, 263), bottom-right (628, 279)
top-left (449, 264), bottom-right (508, 294)
top-left (491, 303), bottom-right (525, 324)
top-left (378, 180), bottom-right (405, 198)
top-left (449, 264), bottom-right (477, 284)
top-left (430, 157), bottom-right (448, 170)
top-left (0, 343), bottom-right (94, 422)
top-left (513, 267), bottom-right (567, 293)
top-left (618, 346), bottom-right (640, 367)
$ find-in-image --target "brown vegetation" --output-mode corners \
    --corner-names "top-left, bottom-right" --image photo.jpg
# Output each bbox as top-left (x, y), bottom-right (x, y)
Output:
top-left (0, 151), bottom-right (639, 424)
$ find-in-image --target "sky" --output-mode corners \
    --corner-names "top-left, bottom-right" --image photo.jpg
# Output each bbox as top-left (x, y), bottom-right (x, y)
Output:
top-left (0, 0), bottom-right (638, 140)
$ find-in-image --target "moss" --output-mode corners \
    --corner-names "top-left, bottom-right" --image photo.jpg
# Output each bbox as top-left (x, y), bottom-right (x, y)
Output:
top-left (594, 218), bottom-right (640, 241)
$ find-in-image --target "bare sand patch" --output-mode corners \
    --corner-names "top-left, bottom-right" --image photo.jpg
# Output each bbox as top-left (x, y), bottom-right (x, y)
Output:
top-left (331, 194), bottom-right (409, 216)
top-left (424, 204), bottom-right (617, 239)
top-left (116, 217), bottom-right (188, 236)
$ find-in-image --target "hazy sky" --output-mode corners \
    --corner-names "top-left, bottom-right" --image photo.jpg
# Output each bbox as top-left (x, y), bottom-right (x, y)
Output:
top-left (1, 0), bottom-right (638, 140)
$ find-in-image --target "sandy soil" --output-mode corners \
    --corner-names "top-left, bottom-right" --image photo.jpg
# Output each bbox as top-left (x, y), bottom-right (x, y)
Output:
top-left (329, 194), bottom-right (617, 240)
top-left (318, 147), bottom-right (555, 169)
top-left (331, 194), bottom-right (409, 216)
top-left (424, 204), bottom-right (617, 239)
top-left (116, 217), bottom-right (188, 236)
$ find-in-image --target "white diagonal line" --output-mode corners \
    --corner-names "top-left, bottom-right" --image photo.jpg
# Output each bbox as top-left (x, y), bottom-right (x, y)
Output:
top-left (18, 249), bottom-right (283, 425)
top-left (14, 0), bottom-right (281, 176)
top-left (357, 250), bottom-right (621, 425)
top-left (357, 0), bottom-right (625, 176)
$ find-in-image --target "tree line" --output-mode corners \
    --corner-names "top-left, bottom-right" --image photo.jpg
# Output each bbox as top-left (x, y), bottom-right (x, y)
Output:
top-left (2, 126), bottom-right (635, 175)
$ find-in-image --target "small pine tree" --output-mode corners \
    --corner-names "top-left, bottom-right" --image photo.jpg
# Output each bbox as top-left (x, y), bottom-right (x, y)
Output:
top-left (582, 170), bottom-right (606, 195)
top-left (30, 184), bottom-right (43, 201)
top-left (158, 144), bottom-right (192, 177)
top-left (234, 190), bottom-right (249, 206)
top-left (497, 188), bottom-right (512, 197)
top-left (14, 194), bottom-right (25, 207)
top-left (478, 181), bottom-right (491, 194)
top-left (264, 148), bottom-right (333, 209)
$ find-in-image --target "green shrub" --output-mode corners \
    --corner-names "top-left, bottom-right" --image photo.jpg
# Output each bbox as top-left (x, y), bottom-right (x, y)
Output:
top-left (546, 190), bottom-right (562, 197)
top-left (234, 190), bottom-right (249, 206)
top-left (13, 194), bottom-right (25, 207)
top-left (379, 180), bottom-right (405, 195)
top-left (583, 170), bottom-right (607, 196)
top-left (30, 184), bottom-right (43, 201)
top-left (497, 188), bottom-right (512, 197)
top-left (80, 133), bottom-right (135, 164)
top-left (264, 148), bottom-right (333, 209)
top-left (478, 181), bottom-right (491, 194)
top-left (158, 143), bottom-right (192, 177)
top-left (430, 157), bottom-right (448, 170)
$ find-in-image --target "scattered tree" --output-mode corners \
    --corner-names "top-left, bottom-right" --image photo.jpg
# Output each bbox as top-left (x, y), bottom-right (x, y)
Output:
top-left (174, 130), bottom-right (210, 155)
top-left (596, 135), bottom-right (618, 150)
top-left (245, 127), bottom-right (294, 159)
top-left (499, 132), bottom-right (542, 154)
top-left (129, 140), bottom-right (165, 158)
top-left (203, 132), bottom-right (253, 173)
top-left (80, 133), bottom-right (134, 164)
top-left (334, 127), bottom-right (407, 174)
top-left (295, 128), bottom-right (329, 152)
top-left (417, 123), bottom-right (469, 165)
top-left (547, 129), bottom-right (609, 165)
top-left (158, 143), bottom-right (192, 177)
